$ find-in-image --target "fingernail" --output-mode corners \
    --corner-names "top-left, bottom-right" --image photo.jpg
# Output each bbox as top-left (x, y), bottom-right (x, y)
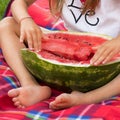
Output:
top-left (102, 61), bottom-right (106, 64)
top-left (93, 62), bottom-right (98, 66)
top-left (90, 61), bottom-right (93, 65)
top-left (36, 50), bottom-right (41, 53)
top-left (29, 48), bottom-right (33, 50)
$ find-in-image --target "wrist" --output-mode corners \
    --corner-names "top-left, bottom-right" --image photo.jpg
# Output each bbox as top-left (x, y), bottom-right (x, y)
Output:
top-left (19, 16), bottom-right (32, 24)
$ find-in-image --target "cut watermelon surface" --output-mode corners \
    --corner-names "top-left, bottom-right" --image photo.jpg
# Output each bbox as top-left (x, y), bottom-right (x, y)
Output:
top-left (41, 32), bottom-right (108, 63)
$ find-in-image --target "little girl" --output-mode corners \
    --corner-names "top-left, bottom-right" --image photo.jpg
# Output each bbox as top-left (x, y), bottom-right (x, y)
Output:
top-left (0, 0), bottom-right (120, 110)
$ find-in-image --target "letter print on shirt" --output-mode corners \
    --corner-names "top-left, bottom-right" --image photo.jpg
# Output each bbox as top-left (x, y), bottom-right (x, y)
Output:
top-left (67, 0), bottom-right (99, 26)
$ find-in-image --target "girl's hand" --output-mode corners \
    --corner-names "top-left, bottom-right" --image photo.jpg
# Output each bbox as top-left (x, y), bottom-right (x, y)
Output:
top-left (20, 18), bottom-right (42, 52)
top-left (91, 36), bottom-right (120, 65)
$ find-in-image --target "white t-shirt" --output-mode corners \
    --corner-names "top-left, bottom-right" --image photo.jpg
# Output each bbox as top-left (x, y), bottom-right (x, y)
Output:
top-left (62, 0), bottom-right (120, 37)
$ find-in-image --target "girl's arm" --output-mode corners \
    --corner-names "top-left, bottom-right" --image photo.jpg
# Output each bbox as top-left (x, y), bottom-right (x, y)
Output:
top-left (11, 0), bottom-right (42, 52)
top-left (11, 0), bottom-right (36, 23)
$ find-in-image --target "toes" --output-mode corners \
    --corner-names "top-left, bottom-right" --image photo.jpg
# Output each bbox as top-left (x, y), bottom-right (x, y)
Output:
top-left (50, 93), bottom-right (71, 110)
top-left (49, 101), bottom-right (55, 109)
top-left (8, 85), bottom-right (51, 108)
top-left (49, 101), bottom-right (62, 110)
top-left (8, 88), bottom-right (20, 97)
top-left (12, 97), bottom-right (18, 102)
top-left (55, 93), bottom-right (69, 103)
top-left (10, 91), bottom-right (26, 109)
top-left (50, 101), bottom-right (67, 110)
top-left (18, 105), bottom-right (25, 109)
top-left (14, 100), bottom-right (25, 109)
top-left (14, 101), bottom-right (21, 106)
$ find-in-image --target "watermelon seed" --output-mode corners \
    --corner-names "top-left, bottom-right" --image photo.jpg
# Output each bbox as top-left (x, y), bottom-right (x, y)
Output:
top-left (83, 41), bottom-right (92, 46)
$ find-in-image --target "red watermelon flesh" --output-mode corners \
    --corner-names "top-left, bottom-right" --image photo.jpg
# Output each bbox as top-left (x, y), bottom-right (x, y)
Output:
top-left (39, 32), bottom-right (108, 64)
top-left (42, 38), bottom-right (93, 61)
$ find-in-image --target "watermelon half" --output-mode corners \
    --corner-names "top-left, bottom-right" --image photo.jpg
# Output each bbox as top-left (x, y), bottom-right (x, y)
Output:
top-left (21, 31), bottom-right (120, 92)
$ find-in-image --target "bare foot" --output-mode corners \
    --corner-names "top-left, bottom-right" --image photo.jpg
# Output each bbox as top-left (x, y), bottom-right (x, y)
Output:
top-left (49, 91), bottom-right (86, 110)
top-left (8, 85), bottom-right (51, 108)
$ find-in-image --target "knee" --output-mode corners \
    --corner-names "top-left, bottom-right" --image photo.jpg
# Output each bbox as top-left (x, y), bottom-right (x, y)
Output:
top-left (0, 17), bottom-right (18, 32)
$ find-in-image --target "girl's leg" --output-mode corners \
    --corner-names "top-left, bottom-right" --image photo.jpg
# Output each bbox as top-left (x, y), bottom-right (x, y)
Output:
top-left (0, 17), bottom-right (51, 108)
top-left (50, 74), bottom-right (120, 110)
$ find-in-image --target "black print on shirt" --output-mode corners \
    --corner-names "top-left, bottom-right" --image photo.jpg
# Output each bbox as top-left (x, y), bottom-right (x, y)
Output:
top-left (85, 11), bottom-right (99, 26)
top-left (68, 0), bottom-right (99, 26)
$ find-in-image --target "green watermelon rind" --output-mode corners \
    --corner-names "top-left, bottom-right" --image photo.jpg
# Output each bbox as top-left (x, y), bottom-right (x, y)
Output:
top-left (21, 49), bottom-right (120, 92)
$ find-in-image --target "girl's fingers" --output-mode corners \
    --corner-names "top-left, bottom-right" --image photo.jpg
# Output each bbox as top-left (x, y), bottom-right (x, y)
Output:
top-left (31, 29), bottom-right (42, 52)
top-left (26, 32), bottom-right (33, 50)
top-left (20, 26), bottom-right (42, 51)
top-left (102, 50), bottom-right (119, 64)
top-left (32, 32), bottom-right (39, 52)
top-left (20, 31), bottom-right (25, 43)
top-left (91, 48), bottom-right (115, 65)
top-left (102, 52), bottom-right (113, 64)
top-left (37, 31), bottom-right (41, 51)
top-left (92, 46), bottom-right (99, 51)
top-left (91, 49), bottom-right (105, 65)
top-left (91, 46), bottom-right (110, 65)
top-left (36, 29), bottom-right (42, 52)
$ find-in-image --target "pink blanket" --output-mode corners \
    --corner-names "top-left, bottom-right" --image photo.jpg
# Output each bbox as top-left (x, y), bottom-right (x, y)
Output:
top-left (2, 0), bottom-right (120, 119)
